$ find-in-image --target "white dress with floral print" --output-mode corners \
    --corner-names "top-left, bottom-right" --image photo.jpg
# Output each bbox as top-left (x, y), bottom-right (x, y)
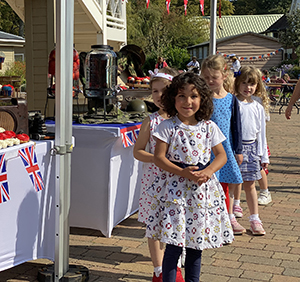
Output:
top-left (138, 111), bottom-right (165, 224)
top-left (145, 116), bottom-right (234, 250)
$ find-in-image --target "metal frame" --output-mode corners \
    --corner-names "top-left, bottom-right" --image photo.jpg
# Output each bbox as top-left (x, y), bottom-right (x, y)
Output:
top-left (54, 0), bottom-right (74, 280)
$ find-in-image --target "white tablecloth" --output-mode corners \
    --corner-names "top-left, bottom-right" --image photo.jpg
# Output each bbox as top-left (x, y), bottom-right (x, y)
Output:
top-left (0, 140), bottom-right (55, 272)
top-left (47, 122), bottom-right (143, 237)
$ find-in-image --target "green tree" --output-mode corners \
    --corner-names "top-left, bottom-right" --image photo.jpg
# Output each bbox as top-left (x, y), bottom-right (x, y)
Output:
top-left (231, 0), bottom-right (292, 15)
top-left (0, 0), bottom-right (24, 36)
top-left (279, 9), bottom-right (300, 62)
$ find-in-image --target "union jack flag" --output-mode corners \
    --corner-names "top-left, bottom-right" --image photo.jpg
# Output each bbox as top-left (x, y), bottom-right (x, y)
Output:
top-left (18, 145), bottom-right (44, 192)
top-left (0, 153), bottom-right (9, 203)
top-left (120, 124), bottom-right (141, 148)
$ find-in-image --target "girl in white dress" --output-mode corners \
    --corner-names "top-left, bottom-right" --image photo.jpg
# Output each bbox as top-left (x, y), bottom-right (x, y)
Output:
top-left (133, 68), bottom-right (184, 282)
top-left (234, 66), bottom-right (269, 235)
top-left (145, 72), bottom-right (234, 282)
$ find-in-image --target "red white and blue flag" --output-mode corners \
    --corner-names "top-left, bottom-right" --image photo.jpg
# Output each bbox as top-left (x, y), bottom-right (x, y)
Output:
top-left (18, 145), bottom-right (44, 192)
top-left (0, 153), bottom-right (9, 204)
top-left (120, 124), bottom-right (141, 148)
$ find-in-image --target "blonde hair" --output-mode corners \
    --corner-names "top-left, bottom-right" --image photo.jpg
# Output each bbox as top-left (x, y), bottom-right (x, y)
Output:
top-left (201, 54), bottom-right (234, 93)
top-left (234, 66), bottom-right (270, 115)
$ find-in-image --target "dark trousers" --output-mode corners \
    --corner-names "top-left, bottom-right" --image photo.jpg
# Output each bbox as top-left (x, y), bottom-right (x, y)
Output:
top-left (162, 244), bottom-right (202, 282)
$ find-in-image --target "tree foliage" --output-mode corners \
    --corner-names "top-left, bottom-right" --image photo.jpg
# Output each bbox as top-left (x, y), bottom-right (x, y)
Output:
top-left (127, 0), bottom-right (233, 69)
top-left (0, 0), bottom-right (24, 36)
top-left (231, 0), bottom-right (292, 15)
top-left (279, 9), bottom-right (300, 56)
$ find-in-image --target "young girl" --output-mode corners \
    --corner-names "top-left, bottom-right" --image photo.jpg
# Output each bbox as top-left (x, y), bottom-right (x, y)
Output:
top-left (133, 67), bottom-right (184, 282)
top-left (145, 72), bottom-right (234, 282)
top-left (234, 66), bottom-right (269, 235)
top-left (201, 54), bottom-right (245, 235)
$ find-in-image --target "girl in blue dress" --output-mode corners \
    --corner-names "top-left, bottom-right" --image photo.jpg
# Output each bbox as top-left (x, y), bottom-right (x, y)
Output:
top-left (201, 54), bottom-right (245, 235)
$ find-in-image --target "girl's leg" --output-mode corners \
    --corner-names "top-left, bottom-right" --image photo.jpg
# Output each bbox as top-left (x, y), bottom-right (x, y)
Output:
top-left (184, 248), bottom-right (202, 282)
top-left (233, 183), bottom-right (243, 218)
top-left (243, 181), bottom-right (258, 215)
top-left (162, 244), bottom-right (182, 282)
top-left (148, 238), bottom-right (164, 278)
top-left (257, 169), bottom-right (272, 205)
top-left (228, 183), bottom-right (246, 235)
top-left (220, 182), bottom-right (229, 212)
top-left (243, 180), bottom-right (265, 235)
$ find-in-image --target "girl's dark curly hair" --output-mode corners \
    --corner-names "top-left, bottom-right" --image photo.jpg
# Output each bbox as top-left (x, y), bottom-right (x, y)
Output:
top-left (161, 72), bottom-right (214, 121)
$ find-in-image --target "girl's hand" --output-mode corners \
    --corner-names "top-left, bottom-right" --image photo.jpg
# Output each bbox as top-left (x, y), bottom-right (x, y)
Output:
top-left (181, 166), bottom-right (200, 183)
top-left (235, 154), bottom-right (243, 165)
top-left (261, 163), bottom-right (268, 169)
top-left (192, 167), bottom-right (214, 185)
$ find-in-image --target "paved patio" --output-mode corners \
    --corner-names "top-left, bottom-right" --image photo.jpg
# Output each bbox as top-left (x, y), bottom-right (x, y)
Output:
top-left (1, 105), bottom-right (300, 282)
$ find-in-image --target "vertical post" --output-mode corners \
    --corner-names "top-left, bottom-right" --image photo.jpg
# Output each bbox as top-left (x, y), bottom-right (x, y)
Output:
top-left (54, 0), bottom-right (74, 280)
top-left (209, 0), bottom-right (217, 55)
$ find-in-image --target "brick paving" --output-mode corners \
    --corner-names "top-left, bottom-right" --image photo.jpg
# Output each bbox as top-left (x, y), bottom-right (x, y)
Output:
top-left (1, 105), bottom-right (300, 282)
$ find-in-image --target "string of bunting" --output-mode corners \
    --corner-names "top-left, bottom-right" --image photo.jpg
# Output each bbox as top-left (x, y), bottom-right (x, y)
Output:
top-left (216, 48), bottom-right (284, 61)
top-left (146, 0), bottom-right (221, 16)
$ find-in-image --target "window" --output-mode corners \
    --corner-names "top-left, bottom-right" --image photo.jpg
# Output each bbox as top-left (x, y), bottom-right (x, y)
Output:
top-left (14, 53), bottom-right (24, 62)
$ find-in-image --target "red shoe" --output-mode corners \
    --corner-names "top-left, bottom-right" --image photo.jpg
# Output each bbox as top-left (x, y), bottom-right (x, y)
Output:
top-left (176, 267), bottom-right (185, 282)
top-left (152, 272), bottom-right (162, 282)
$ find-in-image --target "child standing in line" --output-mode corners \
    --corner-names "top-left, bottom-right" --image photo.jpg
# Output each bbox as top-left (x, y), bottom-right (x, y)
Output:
top-left (234, 66), bottom-right (269, 235)
top-left (133, 68), bottom-right (184, 282)
top-left (146, 72), bottom-right (234, 282)
top-left (233, 71), bottom-right (272, 219)
top-left (201, 54), bottom-right (245, 235)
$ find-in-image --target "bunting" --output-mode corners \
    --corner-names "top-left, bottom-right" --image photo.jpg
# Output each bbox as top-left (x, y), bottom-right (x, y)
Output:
top-left (184, 0), bottom-right (188, 15)
top-left (146, 0), bottom-right (150, 8)
top-left (200, 0), bottom-right (204, 15)
top-left (18, 145), bottom-right (44, 192)
top-left (0, 154), bottom-right (9, 204)
top-left (166, 0), bottom-right (171, 14)
top-left (120, 124), bottom-right (142, 148)
top-left (216, 48), bottom-right (283, 62)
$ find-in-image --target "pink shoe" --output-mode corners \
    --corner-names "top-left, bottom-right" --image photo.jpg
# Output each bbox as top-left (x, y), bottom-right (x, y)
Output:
top-left (230, 217), bottom-right (246, 235)
top-left (176, 267), bottom-right (185, 282)
top-left (152, 272), bottom-right (162, 282)
top-left (250, 220), bottom-right (266, 236)
top-left (233, 205), bottom-right (243, 218)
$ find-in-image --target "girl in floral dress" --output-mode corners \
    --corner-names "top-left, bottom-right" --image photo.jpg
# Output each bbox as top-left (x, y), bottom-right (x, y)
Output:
top-left (145, 72), bottom-right (234, 282)
top-left (133, 68), bottom-right (184, 282)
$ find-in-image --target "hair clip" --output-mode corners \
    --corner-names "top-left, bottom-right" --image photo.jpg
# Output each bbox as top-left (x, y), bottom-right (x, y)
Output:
top-left (149, 70), bottom-right (173, 81)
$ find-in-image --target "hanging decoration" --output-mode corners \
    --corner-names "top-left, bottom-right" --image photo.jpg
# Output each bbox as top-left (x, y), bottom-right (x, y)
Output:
top-left (18, 145), bottom-right (45, 192)
top-left (146, 0), bottom-right (150, 9)
top-left (166, 0), bottom-right (171, 14)
top-left (216, 48), bottom-right (283, 62)
top-left (0, 154), bottom-right (9, 204)
top-left (184, 0), bottom-right (188, 15)
top-left (120, 124), bottom-right (141, 148)
top-left (200, 0), bottom-right (204, 15)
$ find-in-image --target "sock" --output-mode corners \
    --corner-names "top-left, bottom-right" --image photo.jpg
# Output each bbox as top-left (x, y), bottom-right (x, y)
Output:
top-left (261, 189), bottom-right (269, 194)
top-left (249, 214), bottom-right (261, 222)
top-left (234, 199), bottom-right (240, 206)
top-left (229, 213), bottom-right (235, 220)
top-left (154, 266), bottom-right (162, 277)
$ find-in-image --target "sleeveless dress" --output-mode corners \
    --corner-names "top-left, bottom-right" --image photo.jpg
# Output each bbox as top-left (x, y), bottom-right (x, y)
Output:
top-left (210, 93), bottom-right (243, 184)
top-left (137, 111), bottom-right (165, 224)
top-left (145, 116), bottom-right (234, 250)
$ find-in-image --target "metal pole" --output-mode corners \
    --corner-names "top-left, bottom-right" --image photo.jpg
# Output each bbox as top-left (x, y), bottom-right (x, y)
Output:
top-left (209, 0), bottom-right (217, 55)
top-left (54, 0), bottom-right (74, 280)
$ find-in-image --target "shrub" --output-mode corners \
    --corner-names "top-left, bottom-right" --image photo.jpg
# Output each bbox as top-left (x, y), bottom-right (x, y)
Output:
top-left (2, 61), bottom-right (26, 85)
